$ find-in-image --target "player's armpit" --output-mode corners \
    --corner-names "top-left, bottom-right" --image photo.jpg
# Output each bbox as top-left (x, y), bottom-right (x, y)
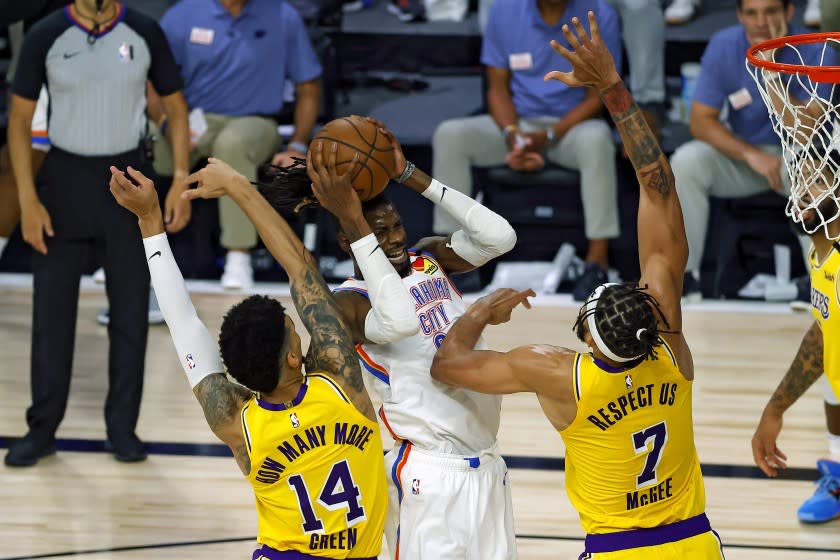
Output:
top-left (290, 266), bottom-right (376, 421)
top-left (332, 290), bottom-right (370, 344)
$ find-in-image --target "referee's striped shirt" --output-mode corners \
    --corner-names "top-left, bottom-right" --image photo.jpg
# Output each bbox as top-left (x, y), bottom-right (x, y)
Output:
top-left (12, 4), bottom-right (183, 156)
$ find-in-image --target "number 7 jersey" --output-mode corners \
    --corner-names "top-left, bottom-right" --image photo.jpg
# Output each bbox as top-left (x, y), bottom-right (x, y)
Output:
top-left (560, 341), bottom-right (706, 534)
top-left (241, 373), bottom-right (387, 558)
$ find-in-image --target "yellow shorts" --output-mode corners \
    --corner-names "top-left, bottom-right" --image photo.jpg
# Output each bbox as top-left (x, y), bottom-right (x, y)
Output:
top-left (580, 530), bottom-right (724, 559)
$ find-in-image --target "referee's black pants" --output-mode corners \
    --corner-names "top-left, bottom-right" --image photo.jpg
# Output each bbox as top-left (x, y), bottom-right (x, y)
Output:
top-left (26, 146), bottom-right (151, 443)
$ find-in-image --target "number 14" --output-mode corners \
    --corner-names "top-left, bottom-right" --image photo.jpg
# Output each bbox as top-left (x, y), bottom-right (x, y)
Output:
top-left (288, 460), bottom-right (367, 533)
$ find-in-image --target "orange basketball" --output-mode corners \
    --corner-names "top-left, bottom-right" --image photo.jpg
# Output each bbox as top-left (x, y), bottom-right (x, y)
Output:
top-left (310, 116), bottom-right (396, 201)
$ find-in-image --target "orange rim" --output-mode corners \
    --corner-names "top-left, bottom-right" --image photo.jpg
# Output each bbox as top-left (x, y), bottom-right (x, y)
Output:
top-left (746, 31), bottom-right (840, 83)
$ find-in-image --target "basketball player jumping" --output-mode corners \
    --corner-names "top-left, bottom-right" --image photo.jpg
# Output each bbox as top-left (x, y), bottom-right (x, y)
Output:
top-left (109, 159), bottom-right (388, 559)
top-left (261, 130), bottom-right (518, 557)
top-left (752, 146), bottom-right (840, 523)
top-left (430, 13), bottom-right (725, 558)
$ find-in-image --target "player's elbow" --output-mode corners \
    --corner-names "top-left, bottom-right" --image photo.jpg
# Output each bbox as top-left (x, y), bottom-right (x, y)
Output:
top-left (490, 222), bottom-right (517, 256)
top-left (430, 354), bottom-right (452, 384)
top-left (364, 309), bottom-right (419, 344)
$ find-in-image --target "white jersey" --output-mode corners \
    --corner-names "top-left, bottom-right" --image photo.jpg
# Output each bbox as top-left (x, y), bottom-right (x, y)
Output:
top-left (335, 251), bottom-right (501, 454)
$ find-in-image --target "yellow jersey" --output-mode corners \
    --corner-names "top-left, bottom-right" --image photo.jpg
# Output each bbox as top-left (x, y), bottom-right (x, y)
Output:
top-left (241, 373), bottom-right (387, 558)
top-left (560, 341), bottom-right (706, 534)
top-left (809, 243), bottom-right (840, 399)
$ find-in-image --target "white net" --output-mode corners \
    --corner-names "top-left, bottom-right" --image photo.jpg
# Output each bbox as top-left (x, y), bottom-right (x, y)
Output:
top-left (746, 36), bottom-right (840, 239)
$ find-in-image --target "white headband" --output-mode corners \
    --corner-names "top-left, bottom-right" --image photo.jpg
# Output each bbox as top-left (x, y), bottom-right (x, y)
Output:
top-left (585, 283), bottom-right (645, 363)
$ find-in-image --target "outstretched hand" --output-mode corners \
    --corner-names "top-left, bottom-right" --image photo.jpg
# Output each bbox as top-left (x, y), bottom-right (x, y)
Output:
top-left (182, 158), bottom-right (244, 201)
top-left (307, 141), bottom-right (364, 224)
top-left (472, 288), bottom-right (536, 326)
top-left (109, 165), bottom-right (161, 220)
top-left (544, 11), bottom-right (621, 90)
top-left (752, 409), bottom-right (788, 477)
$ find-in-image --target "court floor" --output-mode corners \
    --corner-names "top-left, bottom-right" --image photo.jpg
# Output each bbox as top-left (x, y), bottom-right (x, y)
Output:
top-left (1, 275), bottom-right (839, 560)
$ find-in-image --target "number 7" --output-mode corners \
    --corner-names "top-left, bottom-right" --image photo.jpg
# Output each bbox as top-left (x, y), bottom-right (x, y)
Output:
top-left (632, 421), bottom-right (668, 489)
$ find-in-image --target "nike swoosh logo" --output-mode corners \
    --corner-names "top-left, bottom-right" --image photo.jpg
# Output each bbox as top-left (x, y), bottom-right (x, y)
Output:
top-left (148, 251), bottom-right (162, 261)
top-left (63, 52), bottom-right (80, 59)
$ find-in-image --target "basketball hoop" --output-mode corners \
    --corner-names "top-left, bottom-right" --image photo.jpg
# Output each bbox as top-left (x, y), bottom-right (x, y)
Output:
top-left (746, 32), bottom-right (840, 238)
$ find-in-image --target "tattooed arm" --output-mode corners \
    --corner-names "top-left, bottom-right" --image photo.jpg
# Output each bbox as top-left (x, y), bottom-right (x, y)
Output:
top-left (766, 321), bottom-right (824, 414)
top-left (196, 161), bottom-right (376, 421)
top-left (193, 375), bottom-right (254, 474)
top-left (108, 165), bottom-right (254, 475)
top-left (752, 321), bottom-right (824, 477)
top-left (545, 13), bottom-right (687, 333)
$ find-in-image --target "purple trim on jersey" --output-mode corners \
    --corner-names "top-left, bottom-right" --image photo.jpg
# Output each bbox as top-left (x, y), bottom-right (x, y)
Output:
top-left (592, 355), bottom-right (644, 373)
top-left (256, 382), bottom-right (307, 411)
top-left (252, 544), bottom-right (376, 560)
top-left (584, 513), bottom-right (712, 553)
top-left (64, 3), bottom-right (126, 37)
top-left (333, 286), bottom-right (369, 299)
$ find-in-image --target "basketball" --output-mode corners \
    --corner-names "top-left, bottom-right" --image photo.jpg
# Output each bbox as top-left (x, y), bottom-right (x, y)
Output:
top-left (310, 115), bottom-right (396, 201)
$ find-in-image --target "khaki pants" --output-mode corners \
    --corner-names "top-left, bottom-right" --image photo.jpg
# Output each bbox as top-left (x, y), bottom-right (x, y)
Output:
top-left (671, 141), bottom-right (794, 274)
top-left (154, 113), bottom-right (282, 250)
top-left (431, 114), bottom-right (619, 239)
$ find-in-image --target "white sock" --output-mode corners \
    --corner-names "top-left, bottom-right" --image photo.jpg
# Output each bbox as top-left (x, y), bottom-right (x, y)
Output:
top-left (828, 432), bottom-right (840, 464)
top-left (0, 236), bottom-right (8, 257)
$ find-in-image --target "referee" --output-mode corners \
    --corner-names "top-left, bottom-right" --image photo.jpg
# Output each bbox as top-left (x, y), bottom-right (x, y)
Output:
top-left (5, 0), bottom-right (189, 466)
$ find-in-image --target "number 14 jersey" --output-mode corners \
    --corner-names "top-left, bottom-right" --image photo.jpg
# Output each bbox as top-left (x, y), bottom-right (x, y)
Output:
top-left (241, 373), bottom-right (387, 558)
top-left (560, 341), bottom-right (706, 534)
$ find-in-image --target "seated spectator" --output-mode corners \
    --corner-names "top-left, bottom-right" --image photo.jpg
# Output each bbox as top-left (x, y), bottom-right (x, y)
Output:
top-left (433, 0), bottom-right (622, 300)
top-left (153, 0), bottom-right (322, 289)
top-left (480, 0), bottom-right (666, 120)
top-left (671, 0), bottom-right (832, 300)
top-left (665, 0), bottom-right (820, 26)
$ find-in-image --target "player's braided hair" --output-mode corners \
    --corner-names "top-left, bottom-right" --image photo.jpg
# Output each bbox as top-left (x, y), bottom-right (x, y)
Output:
top-left (256, 158), bottom-right (315, 213)
top-left (573, 284), bottom-right (673, 361)
top-left (256, 158), bottom-right (394, 232)
top-left (218, 295), bottom-right (288, 394)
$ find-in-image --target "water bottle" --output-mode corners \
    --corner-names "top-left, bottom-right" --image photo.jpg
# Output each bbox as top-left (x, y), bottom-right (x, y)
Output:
top-left (680, 63), bottom-right (701, 124)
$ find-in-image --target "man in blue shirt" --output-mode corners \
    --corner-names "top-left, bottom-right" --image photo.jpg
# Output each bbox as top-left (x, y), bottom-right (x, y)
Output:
top-left (153, 0), bottom-right (322, 289)
top-left (671, 0), bottom-right (832, 300)
top-left (432, 0), bottom-right (622, 301)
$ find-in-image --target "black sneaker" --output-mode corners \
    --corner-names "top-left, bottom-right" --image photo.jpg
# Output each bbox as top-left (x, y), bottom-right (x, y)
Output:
top-left (4, 432), bottom-right (56, 467)
top-left (106, 433), bottom-right (148, 463)
top-left (573, 263), bottom-right (608, 301)
top-left (682, 271), bottom-right (702, 303)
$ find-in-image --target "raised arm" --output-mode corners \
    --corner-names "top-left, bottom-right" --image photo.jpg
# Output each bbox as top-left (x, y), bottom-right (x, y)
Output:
top-left (545, 13), bottom-right (686, 331)
top-left (365, 117), bottom-right (517, 274)
top-left (183, 158), bottom-right (376, 421)
top-left (108, 166), bottom-right (253, 475)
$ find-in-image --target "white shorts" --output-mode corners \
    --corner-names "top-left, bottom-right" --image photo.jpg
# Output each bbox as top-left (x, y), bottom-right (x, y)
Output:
top-left (31, 86), bottom-right (50, 152)
top-left (383, 441), bottom-right (517, 560)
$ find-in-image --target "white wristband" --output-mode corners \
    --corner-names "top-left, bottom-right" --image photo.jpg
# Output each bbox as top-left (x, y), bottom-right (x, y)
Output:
top-left (349, 233), bottom-right (418, 344)
top-left (144, 233), bottom-right (225, 388)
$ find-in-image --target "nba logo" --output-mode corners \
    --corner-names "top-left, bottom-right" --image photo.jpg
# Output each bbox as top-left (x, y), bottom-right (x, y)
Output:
top-left (290, 412), bottom-right (300, 429)
top-left (118, 42), bottom-right (133, 62)
top-left (185, 354), bottom-right (196, 370)
top-left (411, 478), bottom-right (420, 495)
top-left (625, 375), bottom-right (633, 389)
